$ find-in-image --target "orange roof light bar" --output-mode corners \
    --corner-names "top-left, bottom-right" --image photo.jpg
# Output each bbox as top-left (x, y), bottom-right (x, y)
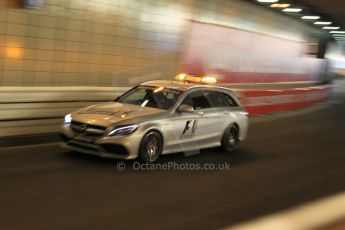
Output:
top-left (175, 73), bottom-right (187, 81)
top-left (201, 76), bottom-right (217, 84)
top-left (175, 74), bottom-right (217, 84)
top-left (184, 75), bottom-right (203, 83)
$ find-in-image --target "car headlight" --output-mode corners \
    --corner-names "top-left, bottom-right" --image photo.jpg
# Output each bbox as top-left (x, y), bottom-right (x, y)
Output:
top-left (108, 124), bottom-right (139, 136)
top-left (64, 114), bottom-right (72, 125)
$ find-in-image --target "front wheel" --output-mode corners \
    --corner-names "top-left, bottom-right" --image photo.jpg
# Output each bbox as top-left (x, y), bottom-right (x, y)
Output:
top-left (221, 124), bottom-right (239, 153)
top-left (138, 131), bottom-right (163, 163)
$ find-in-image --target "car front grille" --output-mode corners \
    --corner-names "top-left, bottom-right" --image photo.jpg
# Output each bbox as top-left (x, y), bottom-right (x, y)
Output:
top-left (68, 140), bottom-right (100, 152)
top-left (70, 120), bottom-right (107, 137)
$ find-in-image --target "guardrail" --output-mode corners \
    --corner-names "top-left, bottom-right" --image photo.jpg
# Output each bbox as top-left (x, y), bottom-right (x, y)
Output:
top-left (0, 85), bottom-right (332, 138)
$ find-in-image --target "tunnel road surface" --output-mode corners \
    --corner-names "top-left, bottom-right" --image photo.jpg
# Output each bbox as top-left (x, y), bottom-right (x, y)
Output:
top-left (0, 101), bottom-right (345, 230)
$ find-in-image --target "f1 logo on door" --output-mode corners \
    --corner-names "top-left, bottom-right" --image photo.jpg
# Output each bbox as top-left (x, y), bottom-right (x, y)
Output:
top-left (182, 120), bottom-right (196, 136)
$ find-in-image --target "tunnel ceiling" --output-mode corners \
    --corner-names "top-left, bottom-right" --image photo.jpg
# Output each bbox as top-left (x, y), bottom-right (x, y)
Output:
top-left (300, 0), bottom-right (345, 28)
top-left (251, 0), bottom-right (345, 43)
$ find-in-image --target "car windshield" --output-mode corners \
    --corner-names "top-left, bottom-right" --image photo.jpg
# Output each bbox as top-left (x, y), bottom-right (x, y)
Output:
top-left (115, 85), bottom-right (183, 110)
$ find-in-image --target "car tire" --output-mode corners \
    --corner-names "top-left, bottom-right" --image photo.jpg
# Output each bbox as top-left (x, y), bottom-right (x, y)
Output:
top-left (221, 124), bottom-right (239, 153)
top-left (138, 131), bottom-right (163, 163)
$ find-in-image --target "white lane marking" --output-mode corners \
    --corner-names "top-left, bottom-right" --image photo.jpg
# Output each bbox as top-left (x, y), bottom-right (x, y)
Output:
top-left (222, 192), bottom-right (345, 230)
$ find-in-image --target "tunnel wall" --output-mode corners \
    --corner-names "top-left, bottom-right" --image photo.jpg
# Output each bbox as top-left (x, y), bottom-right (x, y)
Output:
top-left (180, 22), bottom-right (327, 84)
top-left (0, 0), bottom-right (321, 86)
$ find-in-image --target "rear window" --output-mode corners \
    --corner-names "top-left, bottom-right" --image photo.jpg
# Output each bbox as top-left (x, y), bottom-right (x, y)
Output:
top-left (222, 93), bottom-right (238, 107)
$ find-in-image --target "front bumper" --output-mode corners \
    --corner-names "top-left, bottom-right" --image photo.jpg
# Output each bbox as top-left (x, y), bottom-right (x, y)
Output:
top-left (61, 125), bottom-right (142, 160)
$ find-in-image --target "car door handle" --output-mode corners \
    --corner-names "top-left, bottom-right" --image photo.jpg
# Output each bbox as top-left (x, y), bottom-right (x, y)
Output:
top-left (197, 111), bottom-right (204, 116)
top-left (223, 110), bottom-right (230, 114)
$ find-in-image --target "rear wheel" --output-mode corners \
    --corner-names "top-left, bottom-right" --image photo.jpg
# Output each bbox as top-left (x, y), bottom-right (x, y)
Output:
top-left (221, 124), bottom-right (239, 152)
top-left (139, 131), bottom-right (162, 163)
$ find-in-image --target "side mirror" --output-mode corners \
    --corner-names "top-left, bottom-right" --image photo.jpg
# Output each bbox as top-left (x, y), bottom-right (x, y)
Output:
top-left (178, 104), bottom-right (194, 113)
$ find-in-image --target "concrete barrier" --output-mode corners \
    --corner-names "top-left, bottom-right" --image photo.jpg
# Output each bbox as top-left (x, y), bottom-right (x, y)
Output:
top-left (234, 85), bottom-right (332, 115)
top-left (0, 87), bottom-right (129, 137)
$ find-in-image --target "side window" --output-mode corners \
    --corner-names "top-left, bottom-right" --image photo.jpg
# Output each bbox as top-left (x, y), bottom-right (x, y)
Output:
top-left (181, 91), bottom-right (211, 110)
top-left (163, 91), bottom-right (180, 109)
top-left (204, 91), bottom-right (229, 108)
top-left (222, 93), bottom-right (238, 107)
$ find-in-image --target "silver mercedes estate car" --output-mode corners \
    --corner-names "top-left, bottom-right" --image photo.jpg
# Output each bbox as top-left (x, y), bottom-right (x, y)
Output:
top-left (61, 75), bottom-right (249, 162)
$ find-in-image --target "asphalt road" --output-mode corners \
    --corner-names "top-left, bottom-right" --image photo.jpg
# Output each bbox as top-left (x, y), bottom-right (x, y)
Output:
top-left (1, 102), bottom-right (345, 230)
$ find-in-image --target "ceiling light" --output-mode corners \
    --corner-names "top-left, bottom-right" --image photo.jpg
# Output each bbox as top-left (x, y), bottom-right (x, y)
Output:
top-left (271, 3), bottom-right (290, 8)
top-left (301, 16), bottom-right (320, 20)
top-left (257, 0), bottom-right (278, 3)
top-left (314, 21), bottom-right (332, 25)
top-left (323, 26), bottom-right (340, 30)
top-left (330, 31), bottom-right (345, 34)
top-left (283, 8), bottom-right (303, 13)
